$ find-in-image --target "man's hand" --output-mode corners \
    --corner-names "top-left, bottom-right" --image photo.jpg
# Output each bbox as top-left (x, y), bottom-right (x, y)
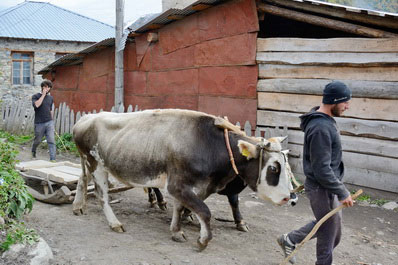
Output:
top-left (43, 86), bottom-right (50, 95)
top-left (340, 195), bottom-right (354, 207)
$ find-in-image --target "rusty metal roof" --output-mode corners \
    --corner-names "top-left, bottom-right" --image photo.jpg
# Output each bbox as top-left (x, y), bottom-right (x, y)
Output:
top-left (39, 0), bottom-right (397, 75)
top-left (38, 38), bottom-right (115, 74)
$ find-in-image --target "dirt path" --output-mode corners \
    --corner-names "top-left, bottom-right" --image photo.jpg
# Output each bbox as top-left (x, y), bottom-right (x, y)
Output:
top-left (17, 145), bottom-right (398, 265)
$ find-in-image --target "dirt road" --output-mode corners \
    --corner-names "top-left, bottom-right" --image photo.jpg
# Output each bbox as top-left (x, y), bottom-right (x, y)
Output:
top-left (18, 145), bottom-right (398, 265)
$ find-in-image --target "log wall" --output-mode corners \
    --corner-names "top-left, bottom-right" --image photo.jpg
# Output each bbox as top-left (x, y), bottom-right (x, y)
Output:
top-left (257, 37), bottom-right (398, 193)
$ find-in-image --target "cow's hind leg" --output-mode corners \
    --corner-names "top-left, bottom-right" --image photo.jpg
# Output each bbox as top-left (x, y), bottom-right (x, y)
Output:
top-left (72, 154), bottom-right (89, 215)
top-left (170, 201), bottom-right (187, 242)
top-left (153, 188), bottom-right (167, 210)
top-left (168, 185), bottom-right (212, 251)
top-left (93, 163), bottom-right (125, 232)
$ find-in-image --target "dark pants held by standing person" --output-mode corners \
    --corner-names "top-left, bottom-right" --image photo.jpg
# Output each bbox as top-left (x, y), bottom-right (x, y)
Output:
top-left (32, 120), bottom-right (56, 161)
top-left (287, 185), bottom-right (342, 265)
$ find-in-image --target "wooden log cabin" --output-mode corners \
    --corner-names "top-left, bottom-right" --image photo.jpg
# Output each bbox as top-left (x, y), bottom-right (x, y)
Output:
top-left (39, 0), bottom-right (398, 195)
top-left (255, 0), bottom-right (398, 194)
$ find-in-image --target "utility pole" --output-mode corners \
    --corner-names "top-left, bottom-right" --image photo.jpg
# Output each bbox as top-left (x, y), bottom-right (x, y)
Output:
top-left (115, 0), bottom-right (124, 111)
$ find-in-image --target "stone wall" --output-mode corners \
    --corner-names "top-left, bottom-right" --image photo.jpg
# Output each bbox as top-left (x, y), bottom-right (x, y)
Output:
top-left (0, 38), bottom-right (93, 103)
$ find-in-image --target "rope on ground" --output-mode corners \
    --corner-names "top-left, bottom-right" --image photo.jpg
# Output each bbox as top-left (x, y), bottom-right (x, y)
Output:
top-left (279, 189), bottom-right (363, 265)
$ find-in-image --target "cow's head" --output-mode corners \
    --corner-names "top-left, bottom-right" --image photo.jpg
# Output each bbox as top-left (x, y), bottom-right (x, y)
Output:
top-left (237, 136), bottom-right (291, 205)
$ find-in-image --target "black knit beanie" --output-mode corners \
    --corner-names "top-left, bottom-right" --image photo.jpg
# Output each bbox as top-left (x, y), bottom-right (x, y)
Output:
top-left (322, 81), bottom-right (352, 104)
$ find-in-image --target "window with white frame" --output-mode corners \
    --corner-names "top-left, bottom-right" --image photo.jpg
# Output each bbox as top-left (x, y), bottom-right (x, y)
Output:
top-left (12, 52), bottom-right (33, 85)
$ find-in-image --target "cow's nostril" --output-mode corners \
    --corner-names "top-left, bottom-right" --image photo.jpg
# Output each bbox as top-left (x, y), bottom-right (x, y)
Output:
top-left (283, 197), bottom-right (290, 202)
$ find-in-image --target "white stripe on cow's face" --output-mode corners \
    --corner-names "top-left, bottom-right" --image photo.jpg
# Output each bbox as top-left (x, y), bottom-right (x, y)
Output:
top-left (256, 152), bottom-right (290, 205)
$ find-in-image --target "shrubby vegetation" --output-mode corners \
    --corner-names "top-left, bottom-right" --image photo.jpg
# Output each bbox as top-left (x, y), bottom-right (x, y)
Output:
top-left (0, 134), bottom-right (38, 252)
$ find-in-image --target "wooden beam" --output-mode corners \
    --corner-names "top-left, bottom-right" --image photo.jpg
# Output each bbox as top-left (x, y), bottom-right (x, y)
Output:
top-left (191, 4), bottom-right (212, 11)
top-left (256, 52), bottom-right (398, 66)
top-left (257, 38), bottom-right (398, 53)
top-left (257, 79), bottom-right (398, 99)
top-left (146, 24), bottom-right (162, 30)
top-left (257, 3), bottom-right (398, 38)
top-left (167, 15), bottom-right (185, 20)
top-left (281, 129), bottom-right (398, 159)
top-left (258, 64), bottom-right (398, 81)
top-left (262, 0), bottom-right (398, 30)
top-left (257, 110), bottom-right (398, 140)
top-left (258, 92), bottom-right (398, 121)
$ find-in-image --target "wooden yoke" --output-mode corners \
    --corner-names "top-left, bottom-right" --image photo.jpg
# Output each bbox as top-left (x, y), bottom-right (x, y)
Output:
top-left (214, 117), bottom-right (246, 136)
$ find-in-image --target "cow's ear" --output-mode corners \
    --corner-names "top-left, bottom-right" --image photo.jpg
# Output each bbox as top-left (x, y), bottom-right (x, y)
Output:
top-left (237, 140), bottom-right (258, 160)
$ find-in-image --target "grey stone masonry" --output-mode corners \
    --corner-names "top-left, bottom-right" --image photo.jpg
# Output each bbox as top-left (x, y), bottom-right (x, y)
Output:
top-left (0, 38), bottom-right (94, 103)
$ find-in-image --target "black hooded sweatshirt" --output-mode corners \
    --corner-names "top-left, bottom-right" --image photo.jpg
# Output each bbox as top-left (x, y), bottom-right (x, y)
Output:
top-left (300, 106), bottom-right (350, 201)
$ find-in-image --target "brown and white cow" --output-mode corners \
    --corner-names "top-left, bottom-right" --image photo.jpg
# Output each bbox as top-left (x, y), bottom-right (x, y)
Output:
top-left (72, 109), bottom-right (293, 250)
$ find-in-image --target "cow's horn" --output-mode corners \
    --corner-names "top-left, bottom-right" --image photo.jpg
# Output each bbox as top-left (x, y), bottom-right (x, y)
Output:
top-left (275, 136), bottom-right (288, 143)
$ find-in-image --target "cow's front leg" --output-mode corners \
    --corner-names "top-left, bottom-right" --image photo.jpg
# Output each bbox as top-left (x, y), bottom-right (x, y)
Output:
top-left (168, 184), bottom-right (212, 251)
top-left (93, 164), bottom-right (125, 232)
top-left (170, 201), bottom-right (187, 242)
top-left (72, 156), bottom-right (89, 215)
top-left (227, 193), bottom-right (249, 232)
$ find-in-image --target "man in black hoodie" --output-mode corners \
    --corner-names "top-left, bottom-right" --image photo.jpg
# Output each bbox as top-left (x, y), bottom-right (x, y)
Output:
top-left (277, 81), bottom-right (354, 265)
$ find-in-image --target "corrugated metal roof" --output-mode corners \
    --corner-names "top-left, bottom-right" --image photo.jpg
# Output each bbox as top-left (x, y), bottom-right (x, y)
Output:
top-left (128, 0), bottom-right (397, 34)
top-left (0, 1), bottom-right (114, 42)
top-left (39, 38), bottom-right (115, 74)
top-left (130, 0), bottom-right (227, 33)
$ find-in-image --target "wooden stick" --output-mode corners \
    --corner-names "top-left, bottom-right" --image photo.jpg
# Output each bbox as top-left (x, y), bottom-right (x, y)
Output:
top-left (280, 189), bottom-right (363, 265)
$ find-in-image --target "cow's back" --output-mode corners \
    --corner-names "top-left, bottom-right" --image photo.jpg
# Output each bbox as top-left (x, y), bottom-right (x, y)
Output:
top-left (73, 109), bottom-right (228, 187)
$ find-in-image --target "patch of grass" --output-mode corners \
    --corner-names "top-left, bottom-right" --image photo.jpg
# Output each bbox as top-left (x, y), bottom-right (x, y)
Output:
top-left (371, 199), bottom-right (389, 206)
top-left (55, 133), bottom-right (79, 156)
top-left (357, 194), bottom-right (371, 202)
top-left (0, 130), bottom-right (33, 145)
top-left (0, 221), bottom-right (38, 252)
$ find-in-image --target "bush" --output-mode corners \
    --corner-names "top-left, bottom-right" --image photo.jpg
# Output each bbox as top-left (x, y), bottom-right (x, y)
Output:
top-left (0, 139), bottom-right (37, 252)
top-left (55, 132), bottom-right (79, 156)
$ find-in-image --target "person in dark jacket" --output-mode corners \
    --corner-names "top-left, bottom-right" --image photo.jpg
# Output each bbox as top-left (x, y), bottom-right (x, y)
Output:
top-left (31, 80), bottom-right (56, 161)
top-left (277, 81), bottom-right (354, 265)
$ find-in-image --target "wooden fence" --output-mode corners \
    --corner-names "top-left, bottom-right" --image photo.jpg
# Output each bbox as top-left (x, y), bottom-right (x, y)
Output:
top-left (1, 101), bottom-right (289, 148)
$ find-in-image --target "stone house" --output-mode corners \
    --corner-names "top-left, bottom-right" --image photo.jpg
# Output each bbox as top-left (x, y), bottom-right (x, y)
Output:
top-left (0, 1), bottom-right (114, 102)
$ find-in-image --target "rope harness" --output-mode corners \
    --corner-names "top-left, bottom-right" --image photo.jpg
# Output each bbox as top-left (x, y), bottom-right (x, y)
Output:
top-left (223, 127), bottom-right (303, 193)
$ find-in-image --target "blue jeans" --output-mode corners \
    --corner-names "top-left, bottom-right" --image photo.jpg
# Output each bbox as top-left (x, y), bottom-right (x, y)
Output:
top-left (32, 120), bottom-right (56, 160)
top-left (287, 185), bottom-right (342, 265)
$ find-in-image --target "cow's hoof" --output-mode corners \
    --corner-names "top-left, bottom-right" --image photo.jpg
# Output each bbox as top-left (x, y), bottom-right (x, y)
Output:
top-left (158, 201), bottom-right (167, 211)
top-left (236, 221), bottom-right (249, 232)
top-left (72, 207), bottom-right (84, 216)
top-left (111, 224), bottom-right (125, 233)
top-left (171, 231), bottom-right (187, 242)
top-left (149, 201), bottom-right (157, 208)
top-left (197, 238), bottom-right (208, 252)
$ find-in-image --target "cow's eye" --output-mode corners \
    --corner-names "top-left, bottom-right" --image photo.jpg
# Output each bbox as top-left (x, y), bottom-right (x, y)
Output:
top-left (270, 166), bottom-right (279, 173)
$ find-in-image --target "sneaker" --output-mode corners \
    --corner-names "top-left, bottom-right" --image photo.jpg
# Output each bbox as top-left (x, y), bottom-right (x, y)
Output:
top-left (50, 159), bottom-right (56, 163)
top-left (32, 151), bottom-right (36, 158)
top-left (277, 234), bottom-right (296, 264)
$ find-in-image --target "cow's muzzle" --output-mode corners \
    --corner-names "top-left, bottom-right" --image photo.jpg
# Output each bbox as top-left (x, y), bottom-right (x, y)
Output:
top-left (288, 192), bottom-right (298, 206)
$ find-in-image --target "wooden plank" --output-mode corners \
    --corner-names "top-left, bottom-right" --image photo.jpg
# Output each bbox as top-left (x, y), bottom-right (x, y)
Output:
top-left (258, 64), bottom-right (398, 81)
top-left (257, 110), bottom-right (398, 140)
top-left (256, 38), bottom-right (398, 52)
top-left (278, 129), bottom-right (398, 159)
top-left (70, 110), bottom-right (74, 134)
top-left (60, 103), bottom-right (66, 135)
top-left (258, 92), bottom-right (398, 121)
top-left (256, 52), bottom-right (398, 66)
top-left (55, 104), bottom-right (62, 134)
top-left (288, 156), bottom-right (398, 193)
top-left (257, 3), bottom-right (398, 38)
top-left (288, 143), bottom-right (398, 175)
top-left (65, 105), bottom-right (70, 134)
top-left (261, 0), bottom-right (398, 31)
top-left (257, 79), bottom-right (398, 99)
